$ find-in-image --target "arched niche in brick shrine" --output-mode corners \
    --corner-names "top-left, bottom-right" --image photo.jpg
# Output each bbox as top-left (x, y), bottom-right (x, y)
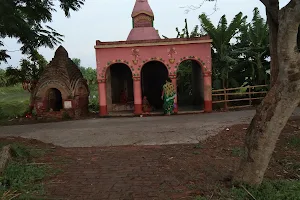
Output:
top-left (32, 46), bottom-right (90, 119)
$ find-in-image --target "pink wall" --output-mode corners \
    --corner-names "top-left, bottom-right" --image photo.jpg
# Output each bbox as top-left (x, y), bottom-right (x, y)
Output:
top-left (95, 42), bottom-right (211, 81)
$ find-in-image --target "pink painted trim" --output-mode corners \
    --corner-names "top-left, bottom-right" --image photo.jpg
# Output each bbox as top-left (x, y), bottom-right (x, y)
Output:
top-left (99, 82), bottom-right (107, 106)
top-left (133, 79), bottom-right (142, 105)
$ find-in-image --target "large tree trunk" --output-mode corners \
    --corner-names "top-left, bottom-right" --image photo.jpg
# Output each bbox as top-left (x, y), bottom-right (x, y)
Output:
top-left (267, 0), bottom-right (279, 87)
top-left (234, 0), bottom-right (300, 185)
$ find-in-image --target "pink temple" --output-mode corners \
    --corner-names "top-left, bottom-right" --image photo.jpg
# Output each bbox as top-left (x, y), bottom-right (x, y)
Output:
top-left (95, 0), bottom-right (213, 116)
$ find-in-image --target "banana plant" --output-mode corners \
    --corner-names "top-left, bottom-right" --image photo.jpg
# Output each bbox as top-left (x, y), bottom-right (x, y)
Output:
top-left (199, 12), bottom-right (247, 89)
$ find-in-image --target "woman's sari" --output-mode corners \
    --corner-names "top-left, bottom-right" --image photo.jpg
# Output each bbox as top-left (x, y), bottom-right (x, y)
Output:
top-left (162, 82), bottom-right (176, 115)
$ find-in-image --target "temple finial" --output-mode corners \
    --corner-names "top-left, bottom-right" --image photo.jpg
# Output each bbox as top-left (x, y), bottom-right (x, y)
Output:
top-left (131, 0), bottom-right (154, 18)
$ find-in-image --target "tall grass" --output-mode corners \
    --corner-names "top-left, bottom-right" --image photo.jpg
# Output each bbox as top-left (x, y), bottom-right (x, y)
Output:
top-left (0, 85), bottom-right (30, 119)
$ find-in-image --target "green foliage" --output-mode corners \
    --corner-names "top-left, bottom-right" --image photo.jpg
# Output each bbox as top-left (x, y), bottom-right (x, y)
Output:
top-left (176, 19), bottom-right (205, 38)
top-left (199, 12), bottom-right (247, 89)
top-left (72, 58), bottom-right (81, 67)
top-left (233, 8), bottom-right (270, 86)
top-left (0, 0), bottom-right (85, 63)
top-left (0, 143), bottom-right (53, 199)
top-left (80, 67), bottom-right (97, 85)
top-left (0, 69), bottom-right (7, 87)
top-left (230, 180), bottom-right (300, 200)
top-left (88, 84), bottom-right (99, 112)
top-left (5, 51), bottom-right (47, 86)
top-left (177, 60), bottom-right (193, 105)
top-left (72, 58), bottom-right (97, 85)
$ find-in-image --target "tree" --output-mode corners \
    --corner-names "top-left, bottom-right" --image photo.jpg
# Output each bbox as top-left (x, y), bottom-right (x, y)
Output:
top-left (199, 12), bottom-right (247, 89)
top-left (72, 58), bottom-right (81, 67)
top-left (72, 58), bottom-right (97, 85)
top-left (0, 69), bottom-right (7, 87)
top-left (233, 0), bottom-right (300, 185)
top-left (186, 0), bottom-right (300, 186)
top-left (0, 0), bottom-right (85, 63)
top-left (5, 51), bottom-right (47, 86)
top-left (233, 8), bottom-right (270, 86)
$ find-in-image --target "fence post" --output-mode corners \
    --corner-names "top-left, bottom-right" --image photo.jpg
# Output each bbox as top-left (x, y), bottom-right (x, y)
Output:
top-left (224, 88), bottom-right (228, 110)
top-left (248, 86), bottom-right (252, 106)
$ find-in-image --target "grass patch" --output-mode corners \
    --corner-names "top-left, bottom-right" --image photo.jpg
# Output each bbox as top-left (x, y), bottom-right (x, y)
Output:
top-left (288, 136), bottom-right (300, 149)
top-left (231, 147), bottom-right (244, 157)
top-left (0, 143), bottom-right (57, 199)
top-left (0, 85), bottom-right (30, 120)
top-left (230, 180), bottom-right (300, 200)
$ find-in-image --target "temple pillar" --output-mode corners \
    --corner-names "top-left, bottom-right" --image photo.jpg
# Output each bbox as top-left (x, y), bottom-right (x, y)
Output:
top-left (203, 71), bottom-right (212, 113)
top-left (133, 77), bottom-right (142, 115)
top-left (98, 80), bottom-right (108, 116)
top-left (171, 76), bottom-right (178, 113)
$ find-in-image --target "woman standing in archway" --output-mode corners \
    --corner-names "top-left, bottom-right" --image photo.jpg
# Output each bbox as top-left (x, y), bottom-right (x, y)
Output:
top-left (161, 77), bottom-right (176, 116)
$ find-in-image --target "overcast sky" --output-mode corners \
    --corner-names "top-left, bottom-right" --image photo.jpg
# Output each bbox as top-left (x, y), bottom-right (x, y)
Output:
top-left (1, 0), bottom-right (289, 69)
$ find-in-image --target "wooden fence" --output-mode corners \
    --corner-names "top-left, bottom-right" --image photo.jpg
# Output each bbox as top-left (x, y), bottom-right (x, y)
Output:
top-left (212, 85), bottom-right (269, 110)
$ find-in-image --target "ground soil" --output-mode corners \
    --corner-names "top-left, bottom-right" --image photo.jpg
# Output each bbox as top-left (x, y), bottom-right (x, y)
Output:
top-left (1, 117), bottom-right (300, 200)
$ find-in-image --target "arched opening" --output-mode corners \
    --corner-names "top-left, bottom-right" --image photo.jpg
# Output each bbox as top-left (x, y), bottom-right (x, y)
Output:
top-left (107, 63), bottom-right (134, 112)
top-left (141, 61), bottom-right (168, 109)
top-left (47, 88), bottom-right (63, 111)
top-left (177, 60), bottom-right (204, 111)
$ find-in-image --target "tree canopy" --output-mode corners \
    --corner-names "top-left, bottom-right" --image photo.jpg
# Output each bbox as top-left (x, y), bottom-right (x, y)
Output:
top-left (0, 0), bottom-right (85, 63)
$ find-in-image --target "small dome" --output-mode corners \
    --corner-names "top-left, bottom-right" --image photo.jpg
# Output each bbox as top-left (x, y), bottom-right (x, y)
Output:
top-left (127, 27), bottom-right (160, 41)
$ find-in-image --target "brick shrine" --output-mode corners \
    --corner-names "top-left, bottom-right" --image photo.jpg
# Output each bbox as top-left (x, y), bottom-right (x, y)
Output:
top-left (32, 46), bottom-right (89, 119)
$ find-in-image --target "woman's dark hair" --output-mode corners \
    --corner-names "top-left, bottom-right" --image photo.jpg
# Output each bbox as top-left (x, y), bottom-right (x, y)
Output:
top-left (166, 77), bottom-right (172, 82)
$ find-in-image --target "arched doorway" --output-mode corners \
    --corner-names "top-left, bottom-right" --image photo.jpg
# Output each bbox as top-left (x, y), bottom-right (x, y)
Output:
top-left (177, 60), bottom-right (204, 111)
top-left (107, 63), bottom-right (134, 112)
top-left (141, 61), bottom-right (168, 109)
top-left (47, 88), bottom-right (63, 111)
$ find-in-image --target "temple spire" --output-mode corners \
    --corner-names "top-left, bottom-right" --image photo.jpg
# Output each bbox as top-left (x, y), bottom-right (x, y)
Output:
top-left (131, 0), bottom-right (154, 18)
top-left (127, 0), bottom-right (160, 41)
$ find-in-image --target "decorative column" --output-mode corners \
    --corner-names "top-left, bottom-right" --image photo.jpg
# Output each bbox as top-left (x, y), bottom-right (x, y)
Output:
top-left (98, 80), bottom-right (108, 116)
top-left (170, 75), bottom-right (178, 114)
top-left (203, 71), bottom-right (212, 113)
top-left (133, 77), bottom-right (142, 115)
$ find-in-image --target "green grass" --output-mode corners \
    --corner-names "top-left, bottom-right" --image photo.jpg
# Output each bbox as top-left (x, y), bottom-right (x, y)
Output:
top-left (230, 180), bottom-right (300, 200)
top-left (0, 85), bottom-right (30, 119)
top-left (0, 85), bottom-right (30, 102)
top-left (288, 136), bottom-right (300, 149)
top-left (0, 143), bottom-right (57, 200)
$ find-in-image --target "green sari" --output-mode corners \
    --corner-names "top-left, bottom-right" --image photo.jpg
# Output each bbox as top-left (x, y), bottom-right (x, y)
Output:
top-left (162, 82), bottom-right (176, 115)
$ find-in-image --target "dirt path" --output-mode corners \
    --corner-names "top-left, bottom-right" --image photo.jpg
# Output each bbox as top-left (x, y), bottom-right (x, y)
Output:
top-left (27, 118), bottom-right (300, 200)
top-left (1, 109), bottom-right (300, 147)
